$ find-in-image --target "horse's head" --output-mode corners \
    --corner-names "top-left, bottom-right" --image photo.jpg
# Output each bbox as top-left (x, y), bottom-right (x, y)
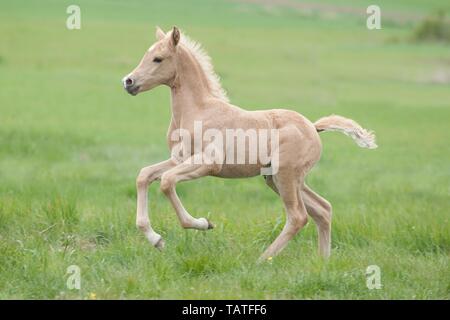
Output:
top-left (122, 26), bottom-right (180, 95)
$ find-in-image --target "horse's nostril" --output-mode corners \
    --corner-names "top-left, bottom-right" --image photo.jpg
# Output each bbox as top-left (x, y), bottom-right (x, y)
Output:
top-left (125, 78), bottom-right (133, 86)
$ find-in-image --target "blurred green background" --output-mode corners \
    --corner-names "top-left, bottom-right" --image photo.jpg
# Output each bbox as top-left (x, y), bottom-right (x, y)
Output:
top-left (0, 0), bottom-right (449, 299)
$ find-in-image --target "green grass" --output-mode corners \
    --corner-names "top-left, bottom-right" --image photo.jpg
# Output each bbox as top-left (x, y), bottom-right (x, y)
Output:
top-left (0, 0), bottom-right (449, 299)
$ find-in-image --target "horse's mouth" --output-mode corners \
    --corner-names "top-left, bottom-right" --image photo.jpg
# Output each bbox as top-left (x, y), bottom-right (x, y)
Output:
top-left (125, 85), bottom-right (140, 96)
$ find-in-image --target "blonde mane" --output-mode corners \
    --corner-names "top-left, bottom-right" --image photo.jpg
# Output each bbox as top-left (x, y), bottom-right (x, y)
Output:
top-left (179, 33), bottom-right (229, 102)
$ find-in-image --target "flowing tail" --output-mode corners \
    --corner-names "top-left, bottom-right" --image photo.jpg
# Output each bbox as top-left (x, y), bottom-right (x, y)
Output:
top-left (314, 115), bottom-right (377, 149)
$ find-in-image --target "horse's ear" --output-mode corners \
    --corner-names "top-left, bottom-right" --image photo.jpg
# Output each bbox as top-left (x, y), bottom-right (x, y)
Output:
top-left (155, 26), bottom-right (165, 40)
top-left (171, 26), bottom-right (180, 46)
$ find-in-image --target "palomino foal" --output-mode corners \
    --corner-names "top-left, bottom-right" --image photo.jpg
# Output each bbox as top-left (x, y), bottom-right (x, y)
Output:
top-left (122, 27), bottom-right (377, 261)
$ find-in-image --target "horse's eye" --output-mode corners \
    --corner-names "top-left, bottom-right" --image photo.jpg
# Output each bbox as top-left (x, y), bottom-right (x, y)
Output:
top-left (153, 57), bottom-right (163, 63)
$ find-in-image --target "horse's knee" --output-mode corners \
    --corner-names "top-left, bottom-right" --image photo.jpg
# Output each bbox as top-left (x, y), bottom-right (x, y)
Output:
top-left (160, 172), bottom-right (175, 194)
top-left (136, 169), bottom-right (149, 189)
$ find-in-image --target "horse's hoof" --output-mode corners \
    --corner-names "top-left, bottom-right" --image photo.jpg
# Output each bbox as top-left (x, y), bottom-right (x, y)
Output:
top-left (206, 219), bottom-right (215, 229)
top-left (154, 238), bottom-right (165, 250)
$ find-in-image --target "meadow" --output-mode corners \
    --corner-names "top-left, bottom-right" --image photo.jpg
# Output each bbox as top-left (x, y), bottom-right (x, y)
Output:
top-left (0, 0), bottom-right (449, 299)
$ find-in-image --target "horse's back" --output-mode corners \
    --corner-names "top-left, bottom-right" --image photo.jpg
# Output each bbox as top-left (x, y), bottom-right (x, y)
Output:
top-left (233, 105), bottom-right (322, 165)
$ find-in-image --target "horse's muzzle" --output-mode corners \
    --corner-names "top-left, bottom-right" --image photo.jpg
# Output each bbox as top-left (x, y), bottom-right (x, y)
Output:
top-left (122, 76), bottom-right (140, 96)
top-left (125, 85), bottom-right (140, 96)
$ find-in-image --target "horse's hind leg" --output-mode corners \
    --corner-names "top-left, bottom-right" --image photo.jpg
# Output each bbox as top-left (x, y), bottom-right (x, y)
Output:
top-left (265, 177), bottom-right (332, 258)
top-left (300, 184), bottom-right (332, 258)
top-left (259, 172), bottom-right (308, 262)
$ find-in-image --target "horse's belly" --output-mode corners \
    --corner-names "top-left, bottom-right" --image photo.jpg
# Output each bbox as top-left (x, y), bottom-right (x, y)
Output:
top-left (212, 164), bottom-right (262, 178)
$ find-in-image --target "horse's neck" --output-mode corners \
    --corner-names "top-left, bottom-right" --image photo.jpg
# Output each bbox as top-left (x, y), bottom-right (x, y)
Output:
top-left (170, 87), bottom-right (202, 128)
top-left (169, 48), bottom-right (212, 128)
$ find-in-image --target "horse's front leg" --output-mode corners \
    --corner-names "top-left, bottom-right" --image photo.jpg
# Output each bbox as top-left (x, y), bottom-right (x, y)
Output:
top-left (160, 155), bottom-right (219, 230)
top-left (136, 159), bottom-right (175, 249)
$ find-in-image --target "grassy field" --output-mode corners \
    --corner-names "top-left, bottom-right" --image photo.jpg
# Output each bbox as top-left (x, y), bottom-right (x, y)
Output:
top-left (0, 0), bottom-right (449, 299)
